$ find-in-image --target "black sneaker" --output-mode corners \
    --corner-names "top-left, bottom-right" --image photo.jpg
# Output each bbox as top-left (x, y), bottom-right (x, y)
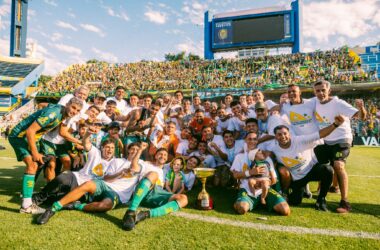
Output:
top-left (37, 208), bottom-right (55, 225)
top-left (122, 210), bottom-right (136, 231)
top-left (336, 200), bottom-right (352, 213)
top-left (303, 189), bottom-right (313, 199)
top-left (32, 192), bottom-right (48, 206)
top-left (315, 198), bottom-right (329, 212)
top-left (62, 201), bottom-right (81, 210)
top-left (136, 210), bottom-right (150, 224)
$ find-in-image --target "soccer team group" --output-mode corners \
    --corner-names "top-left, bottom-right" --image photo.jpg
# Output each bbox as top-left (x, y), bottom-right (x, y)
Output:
top-left (7, 80), bottom-right (366, 230)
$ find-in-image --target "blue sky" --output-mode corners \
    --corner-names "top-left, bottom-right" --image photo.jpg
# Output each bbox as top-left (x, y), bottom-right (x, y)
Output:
top-left (0, 0), bottom-right (380, 75)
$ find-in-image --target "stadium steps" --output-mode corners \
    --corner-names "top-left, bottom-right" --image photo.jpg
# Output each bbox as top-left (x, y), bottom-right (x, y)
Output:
top-left (4, 98), bottom-right (35, 121)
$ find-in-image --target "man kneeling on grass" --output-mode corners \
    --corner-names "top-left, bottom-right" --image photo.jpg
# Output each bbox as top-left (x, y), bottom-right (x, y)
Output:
top-left (231, 131), bottom-right (290, 216)
top-left (36, 142), bottom-right (148, 225)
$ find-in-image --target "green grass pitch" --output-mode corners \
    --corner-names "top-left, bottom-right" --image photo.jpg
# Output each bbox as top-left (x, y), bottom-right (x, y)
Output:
top-left (0, 138), bottom-right (379, 249)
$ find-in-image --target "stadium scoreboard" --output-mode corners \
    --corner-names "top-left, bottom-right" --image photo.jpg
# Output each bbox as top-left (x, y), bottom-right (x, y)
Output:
top-left (204, 0), bottom-right (302, 59)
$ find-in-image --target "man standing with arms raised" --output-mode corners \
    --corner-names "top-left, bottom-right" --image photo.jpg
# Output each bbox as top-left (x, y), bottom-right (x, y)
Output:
top-left (313, 80), bottom-right (367, 213)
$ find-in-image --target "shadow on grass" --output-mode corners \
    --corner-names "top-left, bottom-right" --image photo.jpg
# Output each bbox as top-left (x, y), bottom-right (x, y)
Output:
top-left (0, 205), bottom-right (20, 213)
top-left (0, 164), bottom-right (53, 206)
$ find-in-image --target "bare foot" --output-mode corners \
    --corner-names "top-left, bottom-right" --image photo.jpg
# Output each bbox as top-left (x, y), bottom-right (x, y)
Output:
top-left (261, 198), bottom-right (266, 205)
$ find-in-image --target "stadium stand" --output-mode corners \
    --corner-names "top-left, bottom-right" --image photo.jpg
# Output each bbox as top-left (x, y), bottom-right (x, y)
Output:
top-left (0, 55), bottom-right (44, 115)
top-left (40, 47), bottom-right (378, 95)
top-left (360, 45), bottom-right (380, 79)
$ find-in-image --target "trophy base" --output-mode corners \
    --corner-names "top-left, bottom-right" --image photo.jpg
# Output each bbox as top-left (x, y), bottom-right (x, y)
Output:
top-left (196, 197), bottom-right (214, 210)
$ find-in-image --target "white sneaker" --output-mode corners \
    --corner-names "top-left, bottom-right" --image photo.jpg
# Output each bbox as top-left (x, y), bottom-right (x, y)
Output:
top-left (20, 204), bottom-right (46, 214)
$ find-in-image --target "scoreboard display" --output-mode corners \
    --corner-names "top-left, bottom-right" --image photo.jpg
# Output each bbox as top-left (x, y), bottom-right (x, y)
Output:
top-left (212, 12), bottom-right (293, 49)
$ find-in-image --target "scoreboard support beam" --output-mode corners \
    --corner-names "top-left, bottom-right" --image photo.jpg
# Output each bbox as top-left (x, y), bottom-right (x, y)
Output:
top-left (291, 0), bottom-right (303, 53)
top-left (204, 11), bottom-right (214, 60)
top-left (10, 0), bottom-right (28, 57)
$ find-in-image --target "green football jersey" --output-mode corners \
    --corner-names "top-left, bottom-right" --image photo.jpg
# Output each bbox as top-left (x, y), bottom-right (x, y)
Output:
top-left (10, 104), bottom-right (66, 139)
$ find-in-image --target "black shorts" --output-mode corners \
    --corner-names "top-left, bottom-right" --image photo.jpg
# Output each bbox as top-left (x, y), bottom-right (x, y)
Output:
top-left (314, 143), bottom-right (351, 164)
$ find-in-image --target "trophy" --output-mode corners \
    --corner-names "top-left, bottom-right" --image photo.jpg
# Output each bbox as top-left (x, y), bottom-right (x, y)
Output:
top-left (193, 168), bottom-right (216, 210)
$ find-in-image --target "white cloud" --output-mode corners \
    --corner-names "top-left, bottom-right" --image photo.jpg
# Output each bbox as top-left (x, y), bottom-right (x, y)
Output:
top-left (44, 0), bottom-right (58, 7)
top-left (176, 38), bottom-right (203, 56)
top-left (28, 9), bottom-right (36, 17)
top-left (303, 0), bottom-right (379, 43)
top-left (373, 10), bottom-right (380, 27)
top-left (92, 47), bottom-right (118, 62)
top-left (80, 23), bottom-right (105, 37)
top-left (144, 9), bottom-right (167, 24)
top-left (181, 1), bottom-right (208, 26)
top-left (56, 21), bottom-right (78, 31)
top-left (105, 6), bottom-right (130, 22)
top-left (0, 0), bottom-right (11, 17)
top-left (52, 43), bottom-right (82, 55)
top-left (68, 12), bottom-right (76, 19)
top-left (165, 29), bottom-right (184, 35)
top-left (0, 37), bottom-right (10, 56)
top-left (51, 32), bottom-right (63, 42)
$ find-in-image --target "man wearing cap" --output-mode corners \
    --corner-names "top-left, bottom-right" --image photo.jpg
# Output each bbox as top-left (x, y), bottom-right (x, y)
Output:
top-left (267, 114), bottom-right (345, 211)
top-left (94, 92), bottom-right (112, 125)
top-left (255, 101), bottom-right (292, 146)
top-left (94, 92), bottom-right (107, 110)
top-left (102, 122), bottom-right (124, 158)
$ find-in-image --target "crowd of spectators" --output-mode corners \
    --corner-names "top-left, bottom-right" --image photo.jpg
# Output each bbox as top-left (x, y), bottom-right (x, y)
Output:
top-left (40, 48), bottom-right (378, 94)
top-left (349, 98), bottom-right (380, 138)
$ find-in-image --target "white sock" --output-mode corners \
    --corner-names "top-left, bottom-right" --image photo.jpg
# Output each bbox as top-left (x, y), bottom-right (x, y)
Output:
top-left (22, 198), bottom-right (32, 208)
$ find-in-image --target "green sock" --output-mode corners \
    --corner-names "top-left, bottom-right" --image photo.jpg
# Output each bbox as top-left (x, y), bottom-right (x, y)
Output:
top-left (74, 203), bottom-right (87, 211)
top-left (51, 201), bottom-right (63, 212)
top-left (22, 174), bottom-right (35, 198)
top-left (128, 178), bottom-right (152, 211)
top-left (150, 201), bottom-right (180, 218)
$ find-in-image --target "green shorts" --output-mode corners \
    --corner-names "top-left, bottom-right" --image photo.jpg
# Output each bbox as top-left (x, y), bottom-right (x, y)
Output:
top-left (141, 186), bottom-right (173, 208)
top-left (92, 179), bottom-right (120, 208)
top-left (235, 188), bottom-right (285, 212)
top-left (40, 139), bottom-right (69, 158)
top-left (8, 136), bottom-right (40, 161)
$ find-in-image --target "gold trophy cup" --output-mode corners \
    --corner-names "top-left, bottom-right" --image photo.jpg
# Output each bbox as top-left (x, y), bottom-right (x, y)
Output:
top-left (193, 168), bottom-right (216, 210)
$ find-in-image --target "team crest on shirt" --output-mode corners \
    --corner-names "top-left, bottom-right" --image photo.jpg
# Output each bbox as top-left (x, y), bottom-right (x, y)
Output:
top-left (49, 112), bottom-right (56, 119)
top-left (242, 163), bottom-right (249, 172)
top-left (289, 111), bottom-right (312, 126)
top-left (38, 117), bottom-right (49, 125)
top-left (281, 156), bottom-right (305, 170)
top-left (156, 179), bottom-right (163, 187)
top-left (314, 112), bottom-right (330, 126)
top-left (92, 164), bottom-right (104, 176)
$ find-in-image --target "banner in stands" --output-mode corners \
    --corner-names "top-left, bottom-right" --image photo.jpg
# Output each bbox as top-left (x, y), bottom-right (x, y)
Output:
top-left (196, 87), bottom-right (253, 99)
top-left (353, 136), bottom-right (380, 146)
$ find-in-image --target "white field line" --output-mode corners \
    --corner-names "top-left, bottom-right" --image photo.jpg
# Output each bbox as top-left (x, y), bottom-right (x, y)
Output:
top-left (172, 212), bottom-right (380, 240)
top-left (348, 175), bottom-right (380, 178)
top-left (0, 157), bottom-right (16, 160)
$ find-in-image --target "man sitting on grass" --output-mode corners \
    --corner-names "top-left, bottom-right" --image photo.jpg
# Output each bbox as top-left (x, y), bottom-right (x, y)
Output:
top-left (36, 142), bottom-right (147, 225)
top-left (122, 148), bottom-right (188, 231)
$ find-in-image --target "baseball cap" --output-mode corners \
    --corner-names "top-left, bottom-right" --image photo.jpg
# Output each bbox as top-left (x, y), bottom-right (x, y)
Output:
top-left (254, 101), bottom-right (267, 110)
top-left (96, 92), bottom-right (106, 99)
top-left (108, 121), bottom-right (121, 130)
